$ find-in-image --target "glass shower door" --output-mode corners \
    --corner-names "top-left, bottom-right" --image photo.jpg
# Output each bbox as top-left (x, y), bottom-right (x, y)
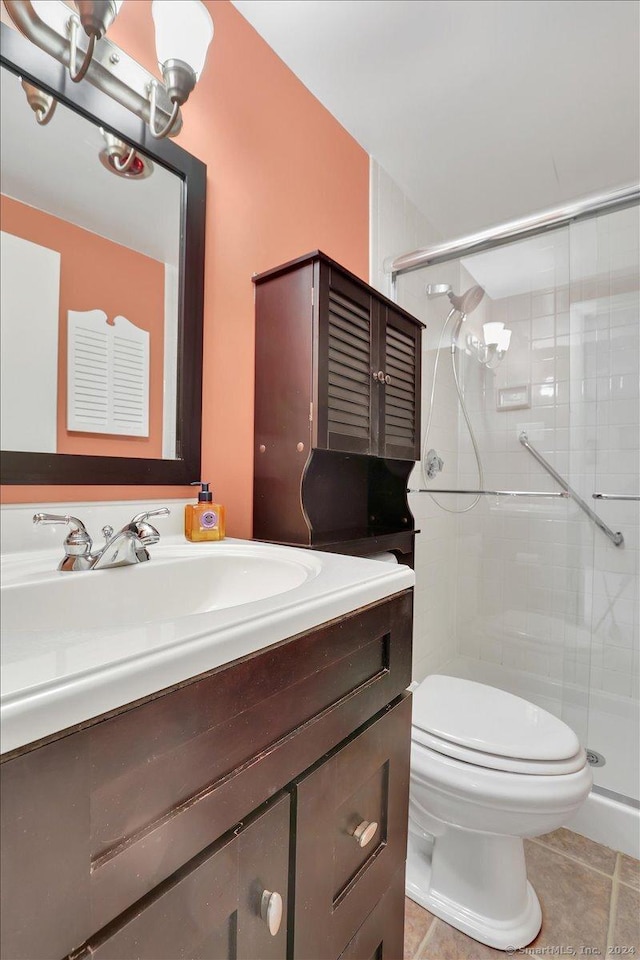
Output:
top-left (569, 204), bottom-right (640, 805)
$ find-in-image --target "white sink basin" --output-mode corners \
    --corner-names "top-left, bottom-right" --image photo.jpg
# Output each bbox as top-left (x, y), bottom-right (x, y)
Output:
top-left (1, 536), bottom-right (414, 755)
top-left (2, 544), bottom-right (320, 632)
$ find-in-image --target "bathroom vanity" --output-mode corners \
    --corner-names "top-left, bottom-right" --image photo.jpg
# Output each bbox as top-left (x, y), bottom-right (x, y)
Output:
top-left (0, 539), bottom-right (413, 960)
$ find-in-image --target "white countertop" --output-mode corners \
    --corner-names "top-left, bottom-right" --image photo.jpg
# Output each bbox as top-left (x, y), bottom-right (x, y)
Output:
top-left (1, 536), bottom-right (413, 755)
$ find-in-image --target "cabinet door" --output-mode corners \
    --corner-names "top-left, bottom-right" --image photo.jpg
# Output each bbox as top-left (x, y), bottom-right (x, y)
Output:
top-left (337, 867), bottom-right (405, 960)
top-left (316, 264), bottom-right (377, 455)
top-left (87, 794), bottom-right (289, 960)
top-left (292, 696), bottom-right (411, 960)
top-left (378, 306), bottom-right (422, 461)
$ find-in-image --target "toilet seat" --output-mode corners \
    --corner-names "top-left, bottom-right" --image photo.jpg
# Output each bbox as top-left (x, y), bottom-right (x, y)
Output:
top-left (412, 725), bottom-right (586, 775)
top-left (411, 675), bottom-right (584, 775)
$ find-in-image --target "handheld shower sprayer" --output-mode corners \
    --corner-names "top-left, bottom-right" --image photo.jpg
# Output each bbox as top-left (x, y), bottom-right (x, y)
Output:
top-left (422, 281), bottom-right (487, 511)
top-left (448, 286), bottom-right (486, 351)
top-left (426, 283), bottom-right (486, 350)
top-left (426, 283), bottom-right (485, 314)
top-left (448, 285), bottom-right (485, 316)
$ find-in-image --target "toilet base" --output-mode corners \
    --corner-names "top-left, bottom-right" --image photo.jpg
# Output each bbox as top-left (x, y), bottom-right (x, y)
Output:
top-left (406, 826), bottom-right (542, 951)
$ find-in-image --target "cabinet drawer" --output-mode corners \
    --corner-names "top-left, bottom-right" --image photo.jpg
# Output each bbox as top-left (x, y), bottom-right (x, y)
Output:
top-left (338, 867), bottom-right (405, 960)
top-left (292, 695), bottom-right (411, 959)
top-left (83, 794), bottom-right (289, 960)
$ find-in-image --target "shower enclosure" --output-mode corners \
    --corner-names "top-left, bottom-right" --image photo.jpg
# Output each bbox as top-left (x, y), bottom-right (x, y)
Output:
top-left (392, 194), bottom-right (639, 850)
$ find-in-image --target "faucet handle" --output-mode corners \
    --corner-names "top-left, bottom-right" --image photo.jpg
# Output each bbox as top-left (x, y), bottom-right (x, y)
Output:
top-left (33, 513), bottom-right (92, 557)
top-left (129, 507), bottom-right (170, 526)
top-left (34, 512), bottom-right (88, 531)
top-left (128, 507), bottom-right (170, 546)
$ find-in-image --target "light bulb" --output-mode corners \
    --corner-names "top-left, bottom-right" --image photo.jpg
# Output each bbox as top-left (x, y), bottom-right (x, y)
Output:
top-left (497, 328), bottom-right (512, 352)
top-left (152, 0), bottom-right (214, 79)
top-left (482, 322), bottom-right (504, 346)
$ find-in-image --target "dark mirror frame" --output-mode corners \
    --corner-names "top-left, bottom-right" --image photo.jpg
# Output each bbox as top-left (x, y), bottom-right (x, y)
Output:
top-left (0, 22), bottom-right (206, 485)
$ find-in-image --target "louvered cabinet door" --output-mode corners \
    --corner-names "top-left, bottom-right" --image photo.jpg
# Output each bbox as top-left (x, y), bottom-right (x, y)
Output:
top-left (316, 266), bottom-right (377, 455)
top-left (378, 307), bottom-right (421, 460)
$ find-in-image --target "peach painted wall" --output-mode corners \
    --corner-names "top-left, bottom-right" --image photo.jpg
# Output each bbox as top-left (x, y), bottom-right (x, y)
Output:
top-left (1, 195), bottom-right (165, 459)
top-left (1, 0), bottom-right (370, 538)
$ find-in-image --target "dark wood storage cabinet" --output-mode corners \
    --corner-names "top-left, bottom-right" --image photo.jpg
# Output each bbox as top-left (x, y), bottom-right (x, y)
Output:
top-left (0, 591), bottom-right (413, 960)
top-left (253, 252), bottom-right (424, 562)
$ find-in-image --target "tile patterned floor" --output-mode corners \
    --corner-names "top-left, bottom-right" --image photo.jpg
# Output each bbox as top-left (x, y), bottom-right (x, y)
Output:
top-left (404, 828), bottom-right (640, 959)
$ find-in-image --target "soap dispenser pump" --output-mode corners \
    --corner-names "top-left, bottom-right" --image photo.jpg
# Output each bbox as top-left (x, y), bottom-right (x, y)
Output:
top-left (185, 481), bottom-right (225, 542)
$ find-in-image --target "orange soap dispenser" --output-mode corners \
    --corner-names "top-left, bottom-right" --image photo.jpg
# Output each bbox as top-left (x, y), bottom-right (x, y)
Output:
top-left (185, 481), bottom-right (226, 542)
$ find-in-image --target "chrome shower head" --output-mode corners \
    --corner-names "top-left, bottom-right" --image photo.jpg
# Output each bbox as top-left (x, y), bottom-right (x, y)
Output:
top-left (448, 285), bottom-right (485, 316)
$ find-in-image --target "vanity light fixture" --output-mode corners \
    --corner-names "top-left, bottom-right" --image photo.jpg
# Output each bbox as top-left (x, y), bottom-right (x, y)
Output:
top-left (99, 129), bottom-right (154, 179)
top-left (466, 322), bottom-right (512, 369)
top-left (3, 0), bottom-right (214, 140)
top-left (20, 76), bottom-right (56, 124)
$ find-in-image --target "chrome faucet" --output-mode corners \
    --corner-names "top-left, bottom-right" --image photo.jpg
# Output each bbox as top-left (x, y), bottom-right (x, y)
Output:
top-left (33, 508), bottom-right (170, 571)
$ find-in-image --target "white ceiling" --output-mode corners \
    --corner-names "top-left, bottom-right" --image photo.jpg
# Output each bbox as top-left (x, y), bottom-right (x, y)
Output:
top-left (231, 0), bottom-right (640, 242)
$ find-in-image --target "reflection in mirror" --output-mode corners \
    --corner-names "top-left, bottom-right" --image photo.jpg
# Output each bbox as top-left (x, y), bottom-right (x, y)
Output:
top-left (0, 65), bottom-right (183, 461)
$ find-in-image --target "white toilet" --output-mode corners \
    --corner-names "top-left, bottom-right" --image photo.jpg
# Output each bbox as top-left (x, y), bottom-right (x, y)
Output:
top-left (407, 675), bottom-right (592, 951)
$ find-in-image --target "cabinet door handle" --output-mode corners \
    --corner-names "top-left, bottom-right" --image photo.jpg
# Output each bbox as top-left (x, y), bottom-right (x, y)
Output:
top-left (351, 819), bottom-right (378, 848)
top-left (260, 890), bottom-right (283, 936)
top-left (372, 370), bottom-right (385, 382)
top-left (384, 373), bottom-right (391, 385)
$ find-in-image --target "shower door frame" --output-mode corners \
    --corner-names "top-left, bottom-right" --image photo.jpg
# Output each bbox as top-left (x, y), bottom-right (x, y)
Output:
top-left (387, 184), bottom-right (639, 285)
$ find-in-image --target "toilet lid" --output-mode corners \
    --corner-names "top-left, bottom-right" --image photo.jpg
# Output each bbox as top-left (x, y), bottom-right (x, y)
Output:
top-left (412, 726), bottom-right (587, 775)
top-left (412, 675), bottom-right (581, 762)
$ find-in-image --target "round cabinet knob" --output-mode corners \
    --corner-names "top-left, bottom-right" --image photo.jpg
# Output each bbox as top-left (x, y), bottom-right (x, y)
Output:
top-left (260, 890), bottom-right (283, 936)
top-left (352, 819), bottom-right (378, 848)
top-left (384, 373), bottom-right (392, 385)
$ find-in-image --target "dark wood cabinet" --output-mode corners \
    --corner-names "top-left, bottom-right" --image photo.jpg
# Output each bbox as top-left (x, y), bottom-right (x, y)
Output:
top-left (253, 251), bottom-right (424, 561)
top-left (338, 868), bottom-right (406, 960)
top-left (89, 794), bottom-right (290, 960)
top-left (293, 699), bottom-right (411, 959)
top-left (314, 262), bottom-right (421, 460)
top-left (0, 592), bottom-right (413, 960)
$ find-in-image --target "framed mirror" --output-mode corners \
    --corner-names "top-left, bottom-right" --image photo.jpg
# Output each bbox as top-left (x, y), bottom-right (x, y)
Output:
top-left (0, 22), bottom-right (206, 484)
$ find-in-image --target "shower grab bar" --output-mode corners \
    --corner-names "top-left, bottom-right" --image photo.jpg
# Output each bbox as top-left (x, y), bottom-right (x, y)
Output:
top-left (592, 493), bottom-right (640, 501)
top-left (408, 489), bottom-right (569, 498)
top-left (519, 432), bottom-right (624, 546)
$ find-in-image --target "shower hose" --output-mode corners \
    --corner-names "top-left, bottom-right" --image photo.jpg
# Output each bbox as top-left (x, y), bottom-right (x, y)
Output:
top-left (420, 308), bottom-right (485, 513)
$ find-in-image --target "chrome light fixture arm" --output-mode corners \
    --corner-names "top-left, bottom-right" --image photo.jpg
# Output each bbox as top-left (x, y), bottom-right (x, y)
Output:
top-left (148, 78), bottom-right (180, 139)
top-left (3, 0), bottom-right (183, 136)
top-left (67, 12), bottom-right (96, 82)
top-left (466, 334), bottom-right (508, 369)
top-left (20, 78), bottom-right (57, 124)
